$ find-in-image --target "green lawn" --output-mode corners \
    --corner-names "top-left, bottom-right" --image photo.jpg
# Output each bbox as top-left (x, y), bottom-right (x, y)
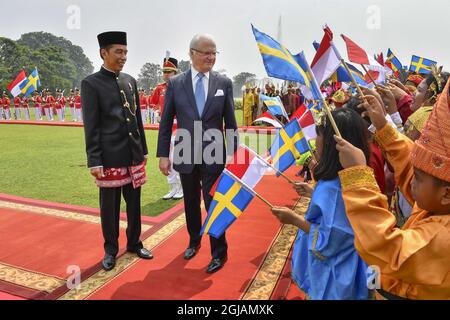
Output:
top-left (0, 125), bottom-right (181, 217)
top-left (0, 123), bottom-right (273, 217)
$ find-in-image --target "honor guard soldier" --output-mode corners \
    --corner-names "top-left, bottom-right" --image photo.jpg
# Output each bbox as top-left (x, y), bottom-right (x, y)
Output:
top-left (13, 95), bottom-right (22, 120)
top-left (82, 31), bottom-right (153, 271)
top-left (150, 55), bottom-right (183, 200)
top-left (68, 89), bottom-right (76, 121)
top-left (139, 88), bottom-right (149, 124)
top-left (32, 91), bottom-right (43, 120)
top-left (22, 95), bottom-right (30, 120)
top-left (55, 89), bottom-right (66, 121)
top-left (2, 91), bottom-right (11, 120)
top-left (74, 88), bottom-right (82, 122)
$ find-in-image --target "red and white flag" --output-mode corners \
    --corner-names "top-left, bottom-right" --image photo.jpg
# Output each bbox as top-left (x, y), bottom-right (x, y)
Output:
top-left (210, 145), bottom-right (272, 196)
top-left (311, 26), bottom-right (341, 85)
top-left (341, 35), bottom-right (384, 71)
top-left (290, 105), bottom-right (317, 141)
top-left (7, 70), bottom-right (27, 97)
top-left (253, 111), bottom-right (282, 128)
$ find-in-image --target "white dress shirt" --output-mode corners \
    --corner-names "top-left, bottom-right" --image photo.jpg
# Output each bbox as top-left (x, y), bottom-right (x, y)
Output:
top-left (191, 67), bottom-right (209, 99)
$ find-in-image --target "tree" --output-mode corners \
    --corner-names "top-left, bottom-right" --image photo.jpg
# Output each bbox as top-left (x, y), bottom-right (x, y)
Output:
top-left (232, 72), bottom-right (256, 97)
top-left (0, 33), bottom-right (93, 92)
top-left (17, 32), bottom-right (94, 87)
top-left (137, 63), bottom-right (162, 90)
top-left (178, 60), bottom-right (191, 73)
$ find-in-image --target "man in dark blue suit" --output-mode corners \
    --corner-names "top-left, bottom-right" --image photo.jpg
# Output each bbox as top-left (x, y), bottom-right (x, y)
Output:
top-left (157, 34), bottom-right (238, 274)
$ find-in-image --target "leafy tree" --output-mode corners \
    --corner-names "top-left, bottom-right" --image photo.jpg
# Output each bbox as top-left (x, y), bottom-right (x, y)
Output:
top-left (232, 72), bottom-right (256, 97)
top-left (0, 33), bottom-right (93, 93)
top-left (178, 60), bottom-right (191, 73)
top-left (17, 32), bottom-right (93, 87)
top-left (137, 63), bottom-right (162, 90)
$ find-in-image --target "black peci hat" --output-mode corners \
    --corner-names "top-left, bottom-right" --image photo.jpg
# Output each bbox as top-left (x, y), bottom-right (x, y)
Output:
top-left (97, 31), bottom-right (127, 48)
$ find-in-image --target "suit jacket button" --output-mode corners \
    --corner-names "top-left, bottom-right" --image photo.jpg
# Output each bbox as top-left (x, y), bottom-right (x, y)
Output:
top-left (129, 132), bottom-right (132, 136)
top-left (127, 118), bottom-right (130, 122)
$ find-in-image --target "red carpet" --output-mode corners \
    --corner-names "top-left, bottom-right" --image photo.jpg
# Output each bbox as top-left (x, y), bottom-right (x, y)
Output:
top-left (0, 204), bottom-right (133, 299)
top-left (0, 168), bottom-right (304, 300)
top-left (85, 169), bottom-right (300, 300)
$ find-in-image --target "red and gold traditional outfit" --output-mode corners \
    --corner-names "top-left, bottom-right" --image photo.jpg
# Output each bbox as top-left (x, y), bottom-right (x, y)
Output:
top-left (338, 80), bottom-right (450, 300)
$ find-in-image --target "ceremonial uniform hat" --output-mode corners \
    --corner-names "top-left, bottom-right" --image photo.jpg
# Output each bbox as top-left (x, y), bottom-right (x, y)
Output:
top-left (97, 31), bottom-right (127, 48)
top-left (163, 57), bottom-right (178, 73)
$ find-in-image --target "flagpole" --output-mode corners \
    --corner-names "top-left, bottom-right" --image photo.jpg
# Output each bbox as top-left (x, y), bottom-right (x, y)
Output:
top-left (301, 52), bottom-right (342, 138)
top-left (225, 170), bottom-right (274, 208)
top-left (330, 41), bottom-right (366, 99)
top-left (360, 64), bottom-right (380, 89)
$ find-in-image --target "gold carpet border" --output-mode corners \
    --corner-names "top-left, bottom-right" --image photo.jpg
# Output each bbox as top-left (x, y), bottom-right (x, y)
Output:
top-left (58, 213), bottom-right (187, 300)
top-left (0, 200), bottom-right (151, 232)
top-left (0, 262), bottom-right (66, 294)
top-left (241, 196), bottom-right (311, 300)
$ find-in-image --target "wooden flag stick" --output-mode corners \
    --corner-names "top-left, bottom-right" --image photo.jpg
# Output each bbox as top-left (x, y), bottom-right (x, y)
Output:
top-left (340, 60), bottom-right (366, 99)
top-left (361, 64), bottom-right (380, 89)
top-left (226, 170), bottom-right (274, 208)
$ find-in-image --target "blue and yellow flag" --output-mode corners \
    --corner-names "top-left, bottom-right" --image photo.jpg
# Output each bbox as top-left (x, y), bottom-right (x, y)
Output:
top-left (331, 62), bottom-right (367, 87)
top-left (201, 171), bottom-right (255, 239)
top-left (259, 94), bottom-right (289, 120)
top-left (252, 24), bottom-right (311, 88)
top-left (386, 49), bottom-right (403, 74)
top-left (270, 119), bottom-right (310, 174)
top-left (409, 55), bottom-right (437, 74)
top-left (20, 68), bottom-right (40, 97)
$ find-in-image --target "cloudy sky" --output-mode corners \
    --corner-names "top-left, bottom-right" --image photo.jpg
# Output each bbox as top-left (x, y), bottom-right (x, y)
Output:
top-left (1, 0), bottom-right (449, 80)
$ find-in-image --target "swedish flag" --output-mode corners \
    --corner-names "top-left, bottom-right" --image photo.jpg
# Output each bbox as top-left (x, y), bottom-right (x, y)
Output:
top-left (331, 62), bottom-right (367, 86)
top-left (20, 69), bottom-right (40, 97)
top-left (409, 55), bottom-right (436, 74)
top-left (386, 49), bottom-right (403, 74)
top-left (252, 24), bottom-right (311, 88)
top-left (260, 94), bottom-right (289, 120)
top-left (201, 171), bottom-right (255, 239)
top-left (270, 119), bottom-right (310, 173)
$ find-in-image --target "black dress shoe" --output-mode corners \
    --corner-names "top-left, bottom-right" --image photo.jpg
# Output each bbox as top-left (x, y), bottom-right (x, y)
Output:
top-left (184, 245), bottom-right (201, 260)
top-left (130, 248), bottom-right (153, 260)
top-left (102, 254), bottom-right (116, 271)
top-left (206, 256), bottom-right (228, 274)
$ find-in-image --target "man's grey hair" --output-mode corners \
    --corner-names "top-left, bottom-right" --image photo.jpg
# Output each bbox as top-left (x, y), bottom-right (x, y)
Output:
top-left (189, 34), bottom-right (216, 50)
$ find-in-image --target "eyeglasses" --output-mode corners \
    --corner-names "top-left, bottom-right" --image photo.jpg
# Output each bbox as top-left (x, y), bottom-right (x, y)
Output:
top-left (191, 48), bottom-right (219, 57)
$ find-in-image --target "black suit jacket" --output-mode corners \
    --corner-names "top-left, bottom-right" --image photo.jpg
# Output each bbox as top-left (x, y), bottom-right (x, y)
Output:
top-left (157, 70), bottom-right (238, 174)
top-left (82, 67), bottom-right (148, 168)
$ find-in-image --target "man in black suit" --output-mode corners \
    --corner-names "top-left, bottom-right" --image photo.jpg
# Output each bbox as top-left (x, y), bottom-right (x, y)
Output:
top-left (82, 31), bottom-right (153, 271)
top-left (157, 34), bottom-right (239, 274)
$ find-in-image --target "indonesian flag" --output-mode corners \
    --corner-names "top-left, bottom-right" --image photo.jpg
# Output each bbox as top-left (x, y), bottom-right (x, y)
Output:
top-left (341, 35), bottom-right (384, 71)
top-left (290, 104), bottom-right (317, 141)
top-left (253, 111), bottom-right (282, 128)
top-left (210, 145), bottom-right (271, 196)
top-left (7, 70), bottom-right (27, 97)
top-left (311, 26), bottom-right (341, 85)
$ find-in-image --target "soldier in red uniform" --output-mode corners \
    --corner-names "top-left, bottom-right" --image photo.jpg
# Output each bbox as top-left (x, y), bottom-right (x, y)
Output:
top-left (55, 89), bottom-right (67, 121)
top-left (13, 96), bottom-right (22, 120)
top-left (22, 95), bottom-right (30, 120)
top-left (74, 88), bottom-right (82, 122)
top-left (150, 56), bottom-right (183, 200)
top-left (139, 88), bottom-right (149, 124)
top-left (149, 57), bottom-right (178, 124)
top-left (68, 89), bottom-right (76, 121)
top-left (43, 89), bottom-right (55, 121)
top-left (32, 91), bottom-right (43, 120)
top-left (2, 91), bottom-right (11, 120)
